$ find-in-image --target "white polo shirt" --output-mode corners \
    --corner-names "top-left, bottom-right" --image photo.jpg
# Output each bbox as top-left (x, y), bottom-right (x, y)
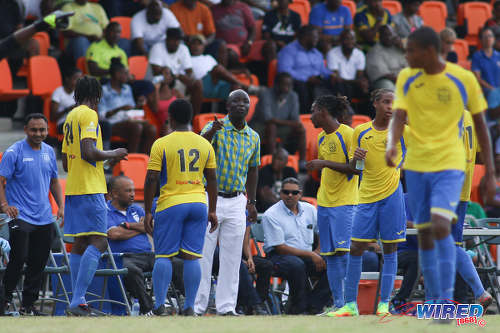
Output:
top-left (149, 42), bottom-right (192, 75)
top-left (131, 7), bottom-right (180, 51)
top-left (326, 46), bottom-right (366, 81)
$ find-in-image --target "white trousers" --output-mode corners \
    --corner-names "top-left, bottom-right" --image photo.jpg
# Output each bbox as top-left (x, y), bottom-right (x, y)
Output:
top-left (194, 194), bottom-right (247, 314)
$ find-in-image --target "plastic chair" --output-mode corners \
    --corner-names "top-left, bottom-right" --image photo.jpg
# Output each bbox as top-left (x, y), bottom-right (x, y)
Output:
top-left (192, 113), bottom-right (225, 133)
top-left (301, 196), bottom-right (317, 207)
top-left (453, 38), bottom-right (469, 63)
top-left (300, 114), bottom-right (322, 161)
top-left (458, 2), bottom-right (492, 47)
top-left (76, 56), bottom-right (88, 75)
top-left (470, 164), bottom-right (485, 204)
top-left (260, 154), bottom-right (299, 172)
top-left (0, 59), bottom-right (30, 101)
top-left (382, 0), bottom-right (402, 15)
top-left (33, 31), bottom-right (50, 56)
top-left (352, 114), bottom-right (372, 128)
top-left (28, 56), bottom-right (62, 98)
top-left (342, 0), bottom-right (357, 18)
top-left (247, 95), bottom-right (258, 122)
top-left (128, 56), bottom-right (148, 80)
top-left (44, 96), bottom-right (64, 141)
top-left (289, 0), bottom-right (311, 25)
top-left (110, 16), bottom-right (132, 39)
top-left (235, 73), bottom-right (260, 87)
top-left (268, 59), bottom-right (277, 87)
top-left (418, 1), bottom-right (447, 33)
top-left (112, 154), bottom-right (149, 201)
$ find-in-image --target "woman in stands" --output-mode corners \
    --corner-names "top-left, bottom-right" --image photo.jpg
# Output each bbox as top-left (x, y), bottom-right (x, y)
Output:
top-left (98, 57), bottom-right (157, 154)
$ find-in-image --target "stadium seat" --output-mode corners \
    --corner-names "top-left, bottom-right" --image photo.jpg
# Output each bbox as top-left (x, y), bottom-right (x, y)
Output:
top-left (235, 73), bottom-right (260, 87)
top-left (470, 164), bottom-right (485, 204)
top-left (453, 38), bottom-right (469, 63)
top-left (382, 0), bottom-right (402, 15)
top-left (0, 59), bottom-right (30, 101)
top-left (110, 16), bottom-right (132, 39)
top-left (342, 0), bottom-right (357, 18)
top-left (300, 114), bottom-right (322, 161)
top-left (289, 0), bottom-right (311, 25)
top-left (112, 154), bottom-right (149, 201)
top-left (458, 2), bottom-right (492, 47)
top-left (247, 95), bottom-right (258, 122)
top-left (260, 154), bottom-right (299, 172)
top-left (352, 114), bottom-right (372, 128)
top-left (44, 96), bottom-right (64, 142)
top-left (301, 196), bottom-right (317, 207)
top-left (192, 113), bottom-right (225, 133)
top-left (28, 56), bottom-right (62, 98)
top-left (33, 31), bottom-right (50, 56)
top-left (418, 1), bottom-right (447, 33)
top-left (76, 56), bottom-right (88, 75)
top-left (268, 59), bottom-right (277, 87)
top-left (128, 56), bottom-right (148, 80)
top-left (143, 104), bottom-right (162, 136)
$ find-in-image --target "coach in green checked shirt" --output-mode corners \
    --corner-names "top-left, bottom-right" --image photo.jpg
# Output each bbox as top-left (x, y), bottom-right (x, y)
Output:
top-left (194, 90), bottom-right (261, 316)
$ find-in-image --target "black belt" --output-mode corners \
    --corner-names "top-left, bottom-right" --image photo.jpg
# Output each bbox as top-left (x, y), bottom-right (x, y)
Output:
top-left (218, 191), bottom-right (243, 198)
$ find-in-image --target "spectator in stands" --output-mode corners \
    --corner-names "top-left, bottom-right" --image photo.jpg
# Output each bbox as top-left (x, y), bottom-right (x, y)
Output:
top-left (130, 0), bottom-right (180, 56)
top-left (262, 0), bottom-right (301, 50)
top-left (472, 27), bottom-right (500, 97)
top-left (439, 27), bottom-right (458, 63)
top-left (100, 0), bottom-right (146, 18)
top-left (354, 0), bottom-right (392, 51)
top-left (262, 177), bottom-right (331, 314)
top-left (156, 67), bottom-right (180, 136)
top-left (98, 58), bottom-right (156, 154)
top-left (251, 72), bottom-right (306, 167)
top-left (326, 29), bottom-right (369, 99)
top-left (170, 0), bottom-right (215, 41)
top-left (20, 0), bottom-right (55, 21)
top-left (484, 1), bottom-right (500, 35)
top-left (51, 67), bottom-right (81, 134)
top-left (211, 0), bottom-right (256, 57)
top-left (256, 147), bottom-right (298, 213)
top-left (310, 0), bottom-right (353, 47)
top-left (0, 0), bottom-right (23, 40)
top-left (188, 34), bottom-right (250, 100)
top-left (392, 0), bottom-right (423, 40)
top-left (277, 25), bottom-right (334, 114)
top-left (149, 28), bottom-right (203, 115)
top-left (366, 25), bottom-right (407, 90)
top-left (106, 176), bottom-right (154, 316)
top-left (62, 0), bottom-right (109, 61)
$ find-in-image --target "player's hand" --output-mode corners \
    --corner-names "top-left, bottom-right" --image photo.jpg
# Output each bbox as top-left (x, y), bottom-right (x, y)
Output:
top-left (56, 208), bottom-right (64, 227)
top-left (484, 172), bottom-right (497, 203)
top-left (144, 213), bottom-right (154, 235)
top-left (353, 147), bottom-right (367, 161)
top-left (210, 116), bottom-right (224, 132)
top-left (306, 159), bottom-right (325, 171)
top-left (310, 252), bottom-right (326, 272)
top-left (247, 204), bottom-right (257, 223)
top-left (0, 238), bottom-right (10, 254)
top-left (121, 105), bottom-right (134, 111)
top-left (247, 257), bottom-right (255, 274)
top-left (112, 148), bottom-right (128, 161)
top-left (1, 205), bottom-right (18, 219)
top-left (208, 212), bottom-right (218, 233)
top-left (385, 145), bottom-right (397, 167)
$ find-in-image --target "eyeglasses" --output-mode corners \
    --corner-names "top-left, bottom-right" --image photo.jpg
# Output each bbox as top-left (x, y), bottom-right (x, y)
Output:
top-left (281, 190), bottom-right (300, 196)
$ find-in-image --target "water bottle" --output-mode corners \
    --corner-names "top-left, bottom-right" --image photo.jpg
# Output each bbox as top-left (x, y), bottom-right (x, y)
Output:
top-left (131, 298), bottom-right (140, 316)
top-left (355, 159), bottom-right (365, 171)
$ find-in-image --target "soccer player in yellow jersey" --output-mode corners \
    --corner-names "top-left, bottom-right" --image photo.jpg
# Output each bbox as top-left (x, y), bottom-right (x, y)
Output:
top-left (330, 89), bottom-right (408, 317)
top-left (386, 27), bottom-right (496, 306)
top-left (453, 111), bottom-right (493, 307)
top-left (306, 95), bottom-right (361, 312)
top-left (62, 76), bottom-right (128, 316)
top-left (143, 99), bottom-right (218, 316)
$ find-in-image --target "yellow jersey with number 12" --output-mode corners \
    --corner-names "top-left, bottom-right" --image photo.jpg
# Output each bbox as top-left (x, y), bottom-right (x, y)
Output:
top-left (62, 105), bottom-right (106, 195)
top-left (460, 111), bottom-right (479, 202)
top-left (393, 62), bottom-right (487, 172)
top-left (317, 124), bottom-right (359, 207)
top-left (148, 131), bottom-right (216, 213)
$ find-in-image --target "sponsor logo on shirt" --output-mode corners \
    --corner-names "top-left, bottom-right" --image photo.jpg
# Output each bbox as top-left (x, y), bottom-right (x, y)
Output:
top-left (22, 157), bottom-right (34, 162)
top-left (132, 211), bottom-right (140, 222)
top-left (42, 153), bottom-right (50, 162)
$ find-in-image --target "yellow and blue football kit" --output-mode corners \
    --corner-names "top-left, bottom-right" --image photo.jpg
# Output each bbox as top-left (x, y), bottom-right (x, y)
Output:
top-left (316, 124), bottom-right (358, 256)
top-left (62, 105), bottom-right (107, 237)
top-left (350, 122), bottom-right (408, 243)
top-left (147, 131), bottom-right (216, 258)
top-left (394, 62), bottom-right (487, 226)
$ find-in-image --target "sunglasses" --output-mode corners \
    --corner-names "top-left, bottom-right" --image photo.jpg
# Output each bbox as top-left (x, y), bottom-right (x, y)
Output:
top-left (281, 189), bottom-right (300, 195)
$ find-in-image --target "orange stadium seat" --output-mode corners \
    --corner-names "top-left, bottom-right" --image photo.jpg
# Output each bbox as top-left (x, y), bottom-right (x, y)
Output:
top-left (235, 73), bottom-right (260, 87)
top-left (112, 154), bottom-right (149, 201)
top-left (33, 31), bottom-right (50, 55)
top-left (110, 16), bottom-right (132, 39)
top-left (342, 0), bottom-right (357, 18)
top-left (43, 97), bottom-right (64, 141)
top-left (419, 1), bottom-right (447, 34)
top-left (458, 2), bottom-right (492, 47)
top-left (28, 56), bottom-right (62, 97)
top-left (453, 38), bottom-right (469, 63)
top-left (268, 59), bottom-right (277, 87)
top-left (470, 164), bottom-right (485, 204)
top-left (246, 95), bottom-right (258, 122)
top-left (76, 56), bottom-right (88, 74)
top-left (289, 0), bottom-right (311, 25)
top-left (128, 56), bottom-right (148, 80)
top-left (301, 196), bottom-right (317, 207)
top-left (192, 113), bottom-right (225, 133)
top-left (300, 114), bottom-right (322, 161)
top-left (382, 0), bottom-right (402, 15)
top-left (260, 154), bottom-right (299, 173)
top-left (352, 114), bottom-right (372, 128)
top-left (0, 59), bottom-right (30, 101)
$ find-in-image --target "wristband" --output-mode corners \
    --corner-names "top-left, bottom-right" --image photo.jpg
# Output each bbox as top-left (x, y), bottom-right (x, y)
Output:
top-left (247, 199), bottom-right (256, 205)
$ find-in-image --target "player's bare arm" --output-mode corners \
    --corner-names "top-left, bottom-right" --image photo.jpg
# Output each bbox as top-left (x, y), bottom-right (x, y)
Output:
top-left (305, 159), bottom-right (362, 175)
top-left (472, 112), bottom-right (496, 201)
top-left (386, 108), bottom-right (407, 167)
top-left (203, 167), bottom-right (218, 233)
top-left (107, 226), bottom-right (141, 241)
top-left (80, 138), bottom-right (128, 164)
top-left (245, 166), bottom-right (258, 223)
top-left (0, 175), bottom-right (18, 218)
top-left (143, 169), bottom-right (160, 235)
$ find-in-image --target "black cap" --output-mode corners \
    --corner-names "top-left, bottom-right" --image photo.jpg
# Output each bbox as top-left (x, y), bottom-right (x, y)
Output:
top-left (166, 28), bottom-right (183, 40)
